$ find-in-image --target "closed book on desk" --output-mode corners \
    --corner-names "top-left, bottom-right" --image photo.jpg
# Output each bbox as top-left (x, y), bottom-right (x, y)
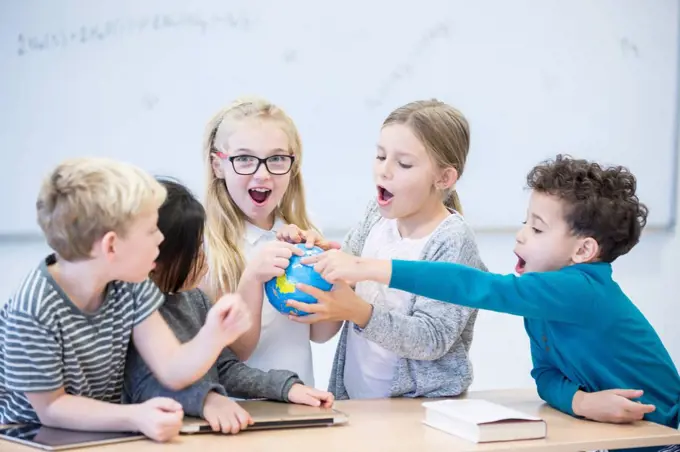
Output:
top-left (422, 399), bottom-right (547, 443)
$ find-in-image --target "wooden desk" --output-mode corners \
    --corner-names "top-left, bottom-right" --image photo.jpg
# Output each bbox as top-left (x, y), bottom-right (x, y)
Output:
top-left (3, 389), bottom-right (680, 451)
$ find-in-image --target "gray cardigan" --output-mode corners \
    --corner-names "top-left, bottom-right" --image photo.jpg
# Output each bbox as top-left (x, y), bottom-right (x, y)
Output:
top-left (328, 200), bottom-right (487, 399)
top-left (123, 289), bottom-right (302, 417)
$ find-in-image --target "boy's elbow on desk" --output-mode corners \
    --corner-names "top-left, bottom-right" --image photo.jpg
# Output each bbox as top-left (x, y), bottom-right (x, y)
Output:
top-left (26, 389), bottom-right (71, 428)
top-left (33, 405), bottom-right (60, 428)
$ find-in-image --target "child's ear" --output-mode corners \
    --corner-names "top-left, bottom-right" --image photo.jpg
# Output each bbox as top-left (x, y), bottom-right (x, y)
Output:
top-left (97, 231), bottom-right (118, 261)
top-left (435, 167), bottom-right (459, 190)
top-left (572, 237), bottom-right (599, 264)
top-left (211, 154), bottom-right (225, 179)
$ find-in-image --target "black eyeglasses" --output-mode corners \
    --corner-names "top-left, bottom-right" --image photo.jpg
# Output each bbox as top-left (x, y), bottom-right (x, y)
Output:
top-left (214, 151), bottom-right (295, 175)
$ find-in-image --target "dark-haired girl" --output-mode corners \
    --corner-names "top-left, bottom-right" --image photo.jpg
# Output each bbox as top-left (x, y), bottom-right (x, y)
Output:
top-left (124, 178), bottom-right (333, 434)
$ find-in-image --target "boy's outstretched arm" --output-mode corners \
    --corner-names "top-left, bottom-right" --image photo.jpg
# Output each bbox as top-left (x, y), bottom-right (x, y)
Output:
top-left (388, 260), bottom-right (597, 322)
top-left (311, 255), bottom-right (597, 324)
top-left (132, 293), bottom-right (250, 391)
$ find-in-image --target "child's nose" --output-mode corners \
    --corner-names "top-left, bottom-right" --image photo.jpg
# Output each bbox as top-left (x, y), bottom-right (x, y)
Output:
top-left (378, 162), bottom-right (393, 180)
top-left (253, 162), bottom-right (271, 180)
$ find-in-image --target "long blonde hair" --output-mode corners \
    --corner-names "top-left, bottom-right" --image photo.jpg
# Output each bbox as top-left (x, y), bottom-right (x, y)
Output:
top-left (382, 99), bottom-right (470, 214)
top-left (203, 97), bottom-right (315, 297)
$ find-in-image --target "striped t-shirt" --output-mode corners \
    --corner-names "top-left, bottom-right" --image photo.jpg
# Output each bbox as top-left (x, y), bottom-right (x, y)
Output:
top-left (0, 254), bottom-right (164, 424)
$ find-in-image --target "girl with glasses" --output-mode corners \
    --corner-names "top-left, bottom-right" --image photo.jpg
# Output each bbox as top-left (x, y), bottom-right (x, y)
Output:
top-left (201, 97), bottom-right (340, 388)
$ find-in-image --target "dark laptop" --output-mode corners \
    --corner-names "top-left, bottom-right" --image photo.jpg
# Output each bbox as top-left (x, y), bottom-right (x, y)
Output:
top-left (0, 424), bottom-right (144, 450)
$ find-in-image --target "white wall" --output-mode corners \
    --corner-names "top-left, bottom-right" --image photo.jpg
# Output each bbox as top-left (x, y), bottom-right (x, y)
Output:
top-left (1, 163), bottom-right (677, 392)
top-left (2, 0), bottom-right (678, 235)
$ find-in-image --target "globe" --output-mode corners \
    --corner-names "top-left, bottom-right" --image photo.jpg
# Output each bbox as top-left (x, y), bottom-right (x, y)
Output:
top-left (264, 244), bottom-right (333, 316)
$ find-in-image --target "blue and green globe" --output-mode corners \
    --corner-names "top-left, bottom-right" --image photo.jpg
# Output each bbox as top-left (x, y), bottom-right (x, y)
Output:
top-left (264, 244), bottom-right (333, 316)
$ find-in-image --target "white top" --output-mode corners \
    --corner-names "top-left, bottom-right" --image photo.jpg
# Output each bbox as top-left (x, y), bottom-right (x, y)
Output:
top-left (242, 219), bottom-right (315, 387)
top-left (344, 218), bottom-right (433, 399)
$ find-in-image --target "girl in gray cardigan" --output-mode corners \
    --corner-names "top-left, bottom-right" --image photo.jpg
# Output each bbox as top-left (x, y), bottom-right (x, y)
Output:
top-left (124, 178), bottom-right (333, 434)
top-left (284, 99), bottom-right (487, 399)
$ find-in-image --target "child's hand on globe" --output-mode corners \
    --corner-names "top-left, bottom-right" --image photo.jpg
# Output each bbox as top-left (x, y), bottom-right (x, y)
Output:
top-left (301, 250), bottom-right (392, 286)
top-left (276, 224), bottom-right (341, 251)
top-left (287, 384), bottom-right (334, 408)
top-left (300, 249), bottom-right (362, 283)
top-left (245, 241), bottom-right (304, 283)
top-left (287, 279), bottom-right (373, 328)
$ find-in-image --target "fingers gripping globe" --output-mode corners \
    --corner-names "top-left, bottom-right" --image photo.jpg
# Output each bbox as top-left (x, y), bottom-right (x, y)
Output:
top-left (264, 244), bottom-right (333, 316)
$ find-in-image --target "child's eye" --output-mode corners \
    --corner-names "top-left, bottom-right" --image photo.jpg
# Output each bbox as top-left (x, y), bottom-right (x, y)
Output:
top-left (398, 162), bottom-right (413, 169)
top-left (375, 155), bottom-right (386, 161)
top-left (532, 227), bottom-right (542, 234)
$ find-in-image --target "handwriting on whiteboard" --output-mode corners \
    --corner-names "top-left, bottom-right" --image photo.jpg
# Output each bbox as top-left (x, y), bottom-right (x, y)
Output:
top-left (365, 22), bottom-right (449, 109)
top-left (16, 11), bottom-right (252, 57)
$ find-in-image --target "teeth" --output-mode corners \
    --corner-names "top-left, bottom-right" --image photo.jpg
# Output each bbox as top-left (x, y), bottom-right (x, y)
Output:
top-left (251, 188), bottom-right (270, 192)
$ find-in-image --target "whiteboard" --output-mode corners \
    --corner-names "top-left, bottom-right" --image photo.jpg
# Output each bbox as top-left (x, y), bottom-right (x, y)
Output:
top-left (1, 0), bottom-right (678, 236)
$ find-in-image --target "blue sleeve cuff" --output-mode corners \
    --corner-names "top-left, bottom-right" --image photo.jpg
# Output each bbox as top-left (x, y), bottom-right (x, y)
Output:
top-left (537, 378), bottom-right (581, 416)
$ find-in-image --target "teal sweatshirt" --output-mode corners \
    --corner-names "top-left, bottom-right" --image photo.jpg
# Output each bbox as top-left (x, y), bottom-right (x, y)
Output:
top-left (389, 260), bottom-right (680, 428)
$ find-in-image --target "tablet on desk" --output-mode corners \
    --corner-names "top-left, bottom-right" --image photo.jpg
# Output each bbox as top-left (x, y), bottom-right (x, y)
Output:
top-left (181, 400), bottom-right (349, 434)
top-left (0, 424), bottom-right (145, 451)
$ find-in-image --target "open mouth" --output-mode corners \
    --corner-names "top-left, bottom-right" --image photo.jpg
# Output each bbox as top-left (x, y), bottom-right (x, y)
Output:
top-left (377, 185), bottom-right (394, 206)
top-left (249, 188), bottom-right (271, 205)
top-left (515, 253), bottom-right (527, 275)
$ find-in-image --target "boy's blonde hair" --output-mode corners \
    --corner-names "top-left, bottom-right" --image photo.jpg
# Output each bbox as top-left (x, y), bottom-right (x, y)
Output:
top-left (203, 97), bottom-right (315, 297)
top-left (37, 157), bottom-right (167, 261)
top-left (383, 99), bottom-right (470, 214)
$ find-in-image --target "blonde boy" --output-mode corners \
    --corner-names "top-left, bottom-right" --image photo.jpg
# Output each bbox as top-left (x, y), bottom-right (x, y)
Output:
top-left (0, 158), bottom-right (250, 442)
